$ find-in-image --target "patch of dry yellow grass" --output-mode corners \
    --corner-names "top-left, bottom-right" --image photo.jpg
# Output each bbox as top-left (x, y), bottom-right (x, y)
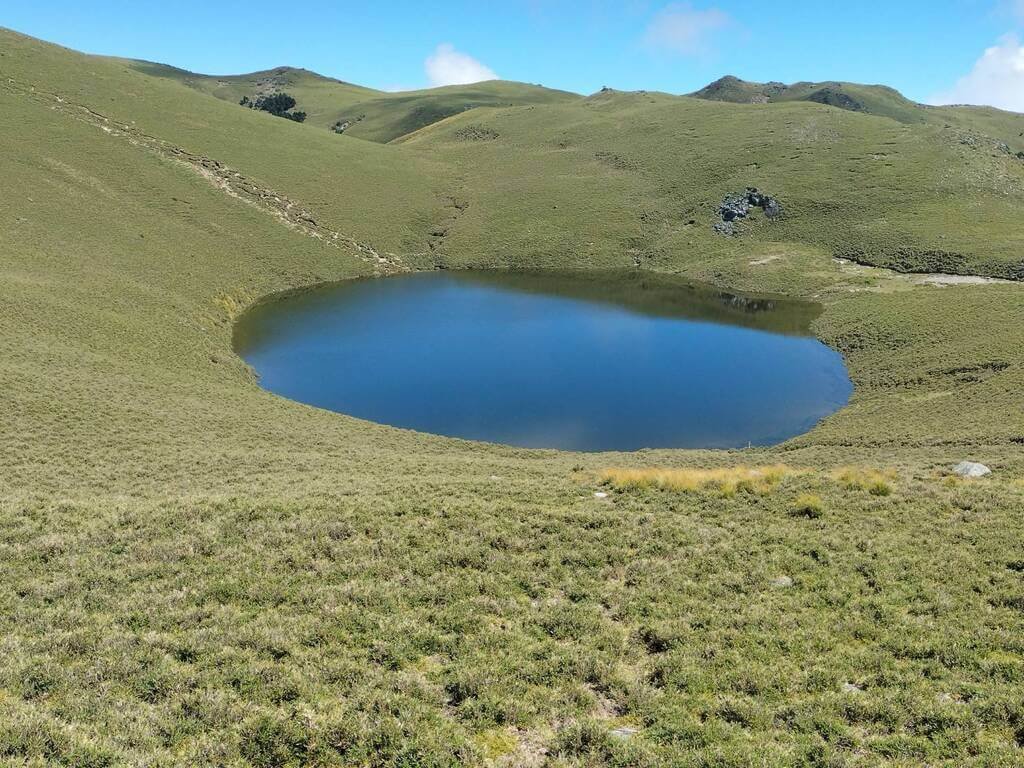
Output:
top-left (832, 466), bottom-right (897, 496)
top-left (213, 289), bottom-right (256, 321)
top-left (600, 465), bottom-right (801, 496)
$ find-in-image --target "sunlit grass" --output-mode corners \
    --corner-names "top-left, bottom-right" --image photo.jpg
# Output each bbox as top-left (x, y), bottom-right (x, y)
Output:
top-left (5, 26), bottom-right (1024, 767)
top-left (832, 466), bottom-right (897, 496)
top-left (472, 727), bottom-right (519, 760)
top-left (600, 465), bottom-right (801, 496)
top-left (790, 492), bottom-right (825, 518)
top-left (602, 465), bottom-right (902, 502)
top-left (213, 289), bottom-right (256, 321)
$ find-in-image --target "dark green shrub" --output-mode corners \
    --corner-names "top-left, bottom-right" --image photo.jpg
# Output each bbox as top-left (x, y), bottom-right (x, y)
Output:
top-left (242, 92), bottom-right (307, 123)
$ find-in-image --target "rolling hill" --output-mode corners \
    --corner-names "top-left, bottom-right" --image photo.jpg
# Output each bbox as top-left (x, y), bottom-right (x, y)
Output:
top-left (319, 80), bottom-right (580, 143)
top-left (691, 75), bottom-right (930, 124)
top-left (692, 75), bottom-right (1024, 150)
top-left (128, 57), bottom-right (580, 142)
top-left (2, 25), bottom-right (1024, 767)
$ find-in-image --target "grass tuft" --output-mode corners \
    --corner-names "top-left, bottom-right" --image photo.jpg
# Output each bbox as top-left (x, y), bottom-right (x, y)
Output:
top-left (790, 493), bottom-right (825, 518)
top-left (832, 467), bottom-right (897, 496)
top-left (600, 465), bottom-right (800, 496)
top-left (472, 727), bottom-right (519, 760)
top-left (214, 290), bottom-right (256, 321)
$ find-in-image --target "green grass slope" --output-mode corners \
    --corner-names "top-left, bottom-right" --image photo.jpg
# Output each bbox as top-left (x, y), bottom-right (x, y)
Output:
top-left (692, 76), bottom-right (928, 123)
top-left (693, 76), bottom-right (1024, 151)
top-left (407, 87), bottom-right (1024, 280)
top-left (2, 26), bottom-right (1024, 767)
top-left (128, 56), bottom-right (580, 142)
top-left (331, 81), bottom-right (581, 143)
top-left (126, 60), bottom-right (380, 126)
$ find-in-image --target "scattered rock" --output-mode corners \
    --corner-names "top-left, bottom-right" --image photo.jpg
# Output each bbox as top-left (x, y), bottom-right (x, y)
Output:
top-left (936, 692), bottom-right (955, 704)
top-left (771, 575), bottom-right (794, 588)
top-left (714, 187), bottom-right (783, 236)
top-left (720, 192), bottom-right (751, 222)
top-left (952, 461), bottom-right (991, 478)
top-left (841, 682), bottom-right (863, 694)
top-left (332, 114), bottom-right (365, 134)
top-left (593, 491), bottom-right (609, 499)
top-left (762, 198), bottom-right (783, 218)
top-left (609, 726), bottom-right (639, 740)
top-left (956, 130), bottom-right (1019, 158)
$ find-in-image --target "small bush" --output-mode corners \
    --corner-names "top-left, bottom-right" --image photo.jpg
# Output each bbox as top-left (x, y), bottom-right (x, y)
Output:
top-left (239, 713), bottom-right (313, 768)
top-left (791, 493), bottom-right (824, 518)
top-left (241, 92), bottom-right (307, 122)
top-left (868, 479), bottom-right (893, 496)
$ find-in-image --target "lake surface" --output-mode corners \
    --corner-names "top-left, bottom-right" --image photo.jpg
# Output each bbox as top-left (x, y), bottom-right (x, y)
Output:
top-left (234, 270), bottom-right (852, 451)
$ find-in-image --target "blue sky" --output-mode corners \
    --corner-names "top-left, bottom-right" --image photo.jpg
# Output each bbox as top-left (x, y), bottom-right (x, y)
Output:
top-left (4, 1), bottom-right (1024, 109)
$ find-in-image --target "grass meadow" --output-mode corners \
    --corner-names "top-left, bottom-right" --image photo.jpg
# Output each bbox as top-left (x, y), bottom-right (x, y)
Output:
top-left (1, 27), bottom-right (1023, 767)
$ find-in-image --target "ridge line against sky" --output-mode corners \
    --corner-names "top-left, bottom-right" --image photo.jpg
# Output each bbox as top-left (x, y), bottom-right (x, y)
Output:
top-left (4, 1), bottom-right (1024, 112)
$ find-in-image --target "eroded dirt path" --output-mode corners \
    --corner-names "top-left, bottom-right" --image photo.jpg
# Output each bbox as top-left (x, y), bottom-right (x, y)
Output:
top-left (3, 77), bottom-right (406, 275)
top-left (832, 257), bottom-right (1021, 291)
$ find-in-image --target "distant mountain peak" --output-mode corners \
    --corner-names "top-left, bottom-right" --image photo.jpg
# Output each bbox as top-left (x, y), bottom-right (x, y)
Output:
top-left (694, 76), bottom-right (788, 104)
top-left (690, 76), bottom-right (925, 123)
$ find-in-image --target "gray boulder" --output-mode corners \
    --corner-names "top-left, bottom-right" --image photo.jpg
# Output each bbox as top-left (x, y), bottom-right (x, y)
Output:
top-left (719, 192), bottom-right (751, 222)
top-left (952, 461), bottom-right (991, 478)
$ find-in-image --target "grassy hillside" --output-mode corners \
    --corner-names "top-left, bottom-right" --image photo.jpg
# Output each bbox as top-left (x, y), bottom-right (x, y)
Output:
top-left (2, 26), bottom-right (1024, 767)
top-left (325, 81), bottom-right (581, 143)
top-left (693, 76), bottom-right (1024, 152)
top-left (128, 60), bottom-right (379, 128)
top-left (405, 87), bottom-right (1024, 280)
top-left (692, 76), bottom-right (928, 124)
top-left (129, 57), bottom-right (580, 142)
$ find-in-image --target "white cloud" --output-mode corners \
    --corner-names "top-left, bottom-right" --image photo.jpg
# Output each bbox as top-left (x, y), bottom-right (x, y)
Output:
top-left (643, 3), bottom-right (730, 56)
top-left (424, 44), bottom-right (498, 87)
top-left (931, 35), bottom-right (1024, 112)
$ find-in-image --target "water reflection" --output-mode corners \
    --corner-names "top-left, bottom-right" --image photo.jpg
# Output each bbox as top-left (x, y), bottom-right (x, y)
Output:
top-left (234, 270), bottom-right (851, 451)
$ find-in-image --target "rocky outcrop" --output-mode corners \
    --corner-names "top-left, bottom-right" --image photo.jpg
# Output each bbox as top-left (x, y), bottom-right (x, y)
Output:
top-left (332, 115), bottom-right (364, 134)
top-left (692, 76), bottom-right (788, 104)
top-left (714, 188), bottom-right (783, 235)
top-left (805, 88), bottom-right (865, 112)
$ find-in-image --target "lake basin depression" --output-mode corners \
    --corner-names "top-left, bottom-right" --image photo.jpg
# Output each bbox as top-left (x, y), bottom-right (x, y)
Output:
top-left (233, 270), bottom-right (853, 451)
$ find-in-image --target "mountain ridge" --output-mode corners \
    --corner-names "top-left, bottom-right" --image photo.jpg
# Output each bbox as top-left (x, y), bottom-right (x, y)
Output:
top-left (125, 56), bottom-right (580, 142)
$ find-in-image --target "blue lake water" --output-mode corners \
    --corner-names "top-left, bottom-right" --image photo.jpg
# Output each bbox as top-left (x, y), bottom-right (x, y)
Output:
top-left (234, 270), bottom-right (852, 451)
